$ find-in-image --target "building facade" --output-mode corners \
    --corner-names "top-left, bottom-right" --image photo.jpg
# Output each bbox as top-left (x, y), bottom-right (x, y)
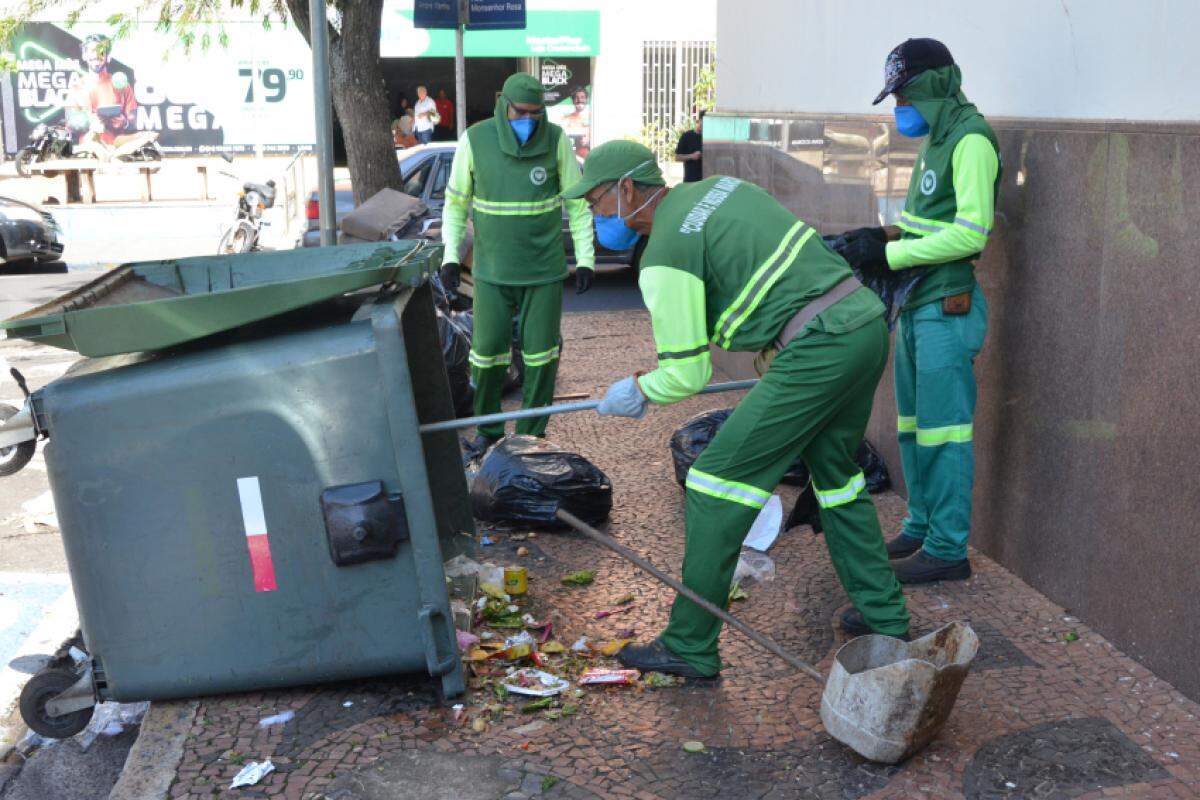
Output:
top-left (707, 0), bottom-right (1200, 700)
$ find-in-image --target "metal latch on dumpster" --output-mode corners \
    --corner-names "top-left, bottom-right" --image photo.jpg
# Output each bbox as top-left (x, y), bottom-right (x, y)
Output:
top-left (320, 481), bottom-right (408, 566)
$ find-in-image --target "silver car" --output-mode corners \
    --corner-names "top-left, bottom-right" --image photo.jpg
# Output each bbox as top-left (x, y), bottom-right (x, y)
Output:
top-left (0, 197), bottom-right (64, 269)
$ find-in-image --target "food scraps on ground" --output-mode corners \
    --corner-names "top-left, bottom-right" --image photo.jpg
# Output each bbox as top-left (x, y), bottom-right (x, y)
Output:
top-left (501, 668), bottom-right (570, 697)
top-left (471, 718), bottom-right (487, 732)
top-left (579, 668), bottom-right (640, 686)
top-left (540, 640), bottom-right (566, 654)
top-left (521, 697), bottom-right (554, 713)
top-left (591, 639), bottom-right (633, 657)
top-left (616, 593), bottom-right (636, 605)
top-left (682, 740), bottom-right (706, 753)
top-left (561, 570), bottom-right (596, 586)
top-left (594, 604), bottom-right (634, 620)
top-left (728, 581), bottom-right (749, 602)
top-left (643, 671), bottom-right (684, 689)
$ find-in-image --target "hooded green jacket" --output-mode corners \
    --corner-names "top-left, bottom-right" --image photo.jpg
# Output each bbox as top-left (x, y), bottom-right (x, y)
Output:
top-left (884, 65), bottom-right (1001, 310)
top-left (441, 95), bottom-right (594, 285)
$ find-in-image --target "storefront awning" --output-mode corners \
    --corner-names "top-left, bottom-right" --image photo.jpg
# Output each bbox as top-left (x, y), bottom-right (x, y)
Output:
top-left (381, 9), bottom-right (599, 58)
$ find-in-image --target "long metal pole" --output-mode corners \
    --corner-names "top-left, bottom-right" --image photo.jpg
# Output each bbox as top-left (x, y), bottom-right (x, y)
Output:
top-left (419, 379), bottom-right (758, 434)
top-left (555, 509), bottom-right (826, 682)
top-left (309, 0), bottom-right (336, 246)
top-left (455, 0), bottom-right (467, 137)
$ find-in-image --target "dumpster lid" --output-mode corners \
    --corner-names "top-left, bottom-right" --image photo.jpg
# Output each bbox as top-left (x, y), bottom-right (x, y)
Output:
top-left (1, 241), bottom-right (440, 357)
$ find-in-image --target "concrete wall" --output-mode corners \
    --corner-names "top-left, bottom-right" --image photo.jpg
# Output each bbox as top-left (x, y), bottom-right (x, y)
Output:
top-left (703, 114), bottom-right (1200, 702)
top-left (717, 0), bottom-right (1200, 121)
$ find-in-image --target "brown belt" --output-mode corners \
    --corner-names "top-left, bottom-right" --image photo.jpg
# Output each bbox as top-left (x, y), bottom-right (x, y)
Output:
top-left (774, 276), bottom-right (863, 350)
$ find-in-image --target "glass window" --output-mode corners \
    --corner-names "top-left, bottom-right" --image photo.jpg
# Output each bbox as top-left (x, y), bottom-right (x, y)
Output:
top-left (402, 158), bottom-right (433, 198)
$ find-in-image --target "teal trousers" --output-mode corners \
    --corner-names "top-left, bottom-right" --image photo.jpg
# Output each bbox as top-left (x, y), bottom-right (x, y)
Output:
top-left (895, 284), bottom-right (988, 561)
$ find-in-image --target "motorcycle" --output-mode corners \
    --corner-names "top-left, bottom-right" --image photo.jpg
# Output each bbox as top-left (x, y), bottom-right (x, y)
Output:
top-left (14, 123), bottom-right (74, 177)
top-left (217, 159), bottom-right (276, 254)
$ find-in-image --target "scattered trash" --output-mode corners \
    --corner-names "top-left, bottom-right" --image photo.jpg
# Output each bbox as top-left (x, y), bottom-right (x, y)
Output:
top-left (594, 639), bottom-right (633, 657)
top-left (504, 565), bottom-right (528, 596)
top-left (481, 582), bottom-right (509, 601)
top-left (437, 309), bottom-right (475, 418)
top-left (743, 495), bottom-right (783, 552)
top-left (471, 717), bottom-right (488, 732)
top-left (20, 490), bottom-right (58, 532)
top-left (579, 668), bottom-right (639, 686)
top-left (733, 549), bottom-right (775, 584)
top-left (517, 546), bottom-right (530, 557)
top-left (257, 710), bottom-right (295, 729)
top-left (471, 436), bottom-right (613, 527)
top-left (521, 697), bottom-right (554, 713)
top-left (616, 593), bottom-right (636, 606)
top-left (79, 701), bottom-right (150, 751)
top-left (444, 555), bottom-right (506, 588)
top-left (68, 646), bottom-right (88, 665)
top-left (17, 729), bottom-right (57, 756)
top-left (452, 704), bottom-right (465, 723)
top-left (594, 604), bottom-right (634, 620)
top-left (571, 636), bottom-right (591, 653)
top-left (1063, 631), bottom-right (1080, 642)
top-left (615, 627), bottom-right (636, 639)
top-left (561, 569), bottom-right (596, 586)
top-left (682, 740), bottom-right (706, 753)
top-left (670, 410), bottom-right (808, 487)
top-left (541, 641), bottom-right (566, 654)
top-left (643, 672), bottom-right (684, 689)
top-left (502, 668), bottom-right (570, 697)
top-left (343, 701), bottom-right (354, 708)
top-left (457, 630), bottom-right (480, 652)
top-left (728, 581), bottom-right (749, 603)
top-left (230, 760), bottom-right (275, 789)
top-left (480, 535), bottom-right (495, 546)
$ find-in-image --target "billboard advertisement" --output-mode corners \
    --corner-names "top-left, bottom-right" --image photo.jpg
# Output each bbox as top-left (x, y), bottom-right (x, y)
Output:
top-left (540, 58), bottom-right (591, 158)
top-left (2, 21), bottom-right (316, 156)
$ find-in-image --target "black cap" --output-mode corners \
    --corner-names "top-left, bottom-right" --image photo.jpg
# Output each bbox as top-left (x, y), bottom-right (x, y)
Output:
top-left (872, 38), bottom-right (954, 105)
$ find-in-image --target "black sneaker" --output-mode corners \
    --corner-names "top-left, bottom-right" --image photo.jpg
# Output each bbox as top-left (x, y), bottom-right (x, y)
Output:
top-left (460, 434), bottom-right (498, 466)
top-left (616, 640), bottom-right (716, 679)
top-left (885, 534), bottom-right (923, 560)
top-left (839, 608), bottom-right (911, 640)
top-left (892, 549), bottom-right (971, 584)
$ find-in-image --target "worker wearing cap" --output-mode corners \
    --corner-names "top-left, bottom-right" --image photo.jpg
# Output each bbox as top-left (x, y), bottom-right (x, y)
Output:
top-left (440, 73), bottom-right (596, 460)
top-left (834, 39), bottom-right (999, 593)
top-left (563, 140), bottom-right (910, 677)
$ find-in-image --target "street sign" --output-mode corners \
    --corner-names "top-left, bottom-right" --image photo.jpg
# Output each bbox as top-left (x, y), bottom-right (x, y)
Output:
top-left (413, 0), bottom-right (460, 29)
top-left (466, 0), bottom-right (526, 30)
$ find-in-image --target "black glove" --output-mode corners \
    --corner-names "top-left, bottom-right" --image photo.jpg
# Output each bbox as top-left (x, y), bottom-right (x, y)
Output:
top-left (439, 262), bottom-right (461, 293)
top-left (836, 228), bottom-right (889, 276)
top-left (575, 266), bottom-right (594, 295)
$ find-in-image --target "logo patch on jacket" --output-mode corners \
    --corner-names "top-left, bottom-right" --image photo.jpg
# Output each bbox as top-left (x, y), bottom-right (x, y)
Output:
top-left (920, 169), bottom-right (937, 196)
top-left (529, 166), bottom-right (548, 186)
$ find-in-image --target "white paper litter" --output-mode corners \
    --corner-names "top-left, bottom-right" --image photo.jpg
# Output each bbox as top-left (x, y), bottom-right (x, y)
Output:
top-left (733, 549), bottom-right (776, 584)
top-left (501, 668), bottom-right (570, 697)
top-left (20, 490), bottom-right (58, 532)
top-left (230, 760), bottom-right (275, 788)
top-left (443, 555), bottom-right (505, 587)
top-left (342, 701), bottom-right (354, 708)
top-left (257, 710), bottom-right (295, 728)
top-left (79, 701), bottom-right (149, 751)
top-left (571, 636), bottom-right (590, 653)
top-left (504, 631), bottom-right (536, 648)
top-left (68, 646), bottom-right (89, 665)
top-left (743, 495), bottom-right (783, 552)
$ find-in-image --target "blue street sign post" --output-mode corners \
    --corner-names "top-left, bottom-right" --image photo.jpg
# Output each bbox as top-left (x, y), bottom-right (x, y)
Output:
top-left (413, 0), bottom-right (526, 136)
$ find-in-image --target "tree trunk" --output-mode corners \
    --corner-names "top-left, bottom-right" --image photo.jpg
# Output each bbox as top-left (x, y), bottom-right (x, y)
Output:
top-left (285, 0), bottom-right (402, 205)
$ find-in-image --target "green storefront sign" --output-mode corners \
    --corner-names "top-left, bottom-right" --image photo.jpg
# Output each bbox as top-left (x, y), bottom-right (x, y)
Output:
top-left (381, 9), bottom-right (599, 57)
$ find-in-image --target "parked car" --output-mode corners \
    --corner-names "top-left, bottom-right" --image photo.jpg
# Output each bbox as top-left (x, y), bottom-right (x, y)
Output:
top-left (300, 143), bottom-right (641, 268)
top-left (0, 197), bottom-right (64, 269)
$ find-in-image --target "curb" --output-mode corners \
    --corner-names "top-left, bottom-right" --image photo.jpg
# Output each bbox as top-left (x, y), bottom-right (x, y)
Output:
top-left (0, 577), bottom-right (77, 761)
top-left (107, 700), bottom-right (198, 800)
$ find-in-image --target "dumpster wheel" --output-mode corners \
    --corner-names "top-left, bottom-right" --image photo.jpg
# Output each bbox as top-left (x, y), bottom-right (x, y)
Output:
top-left (19, 668), bottom-right (94, 739)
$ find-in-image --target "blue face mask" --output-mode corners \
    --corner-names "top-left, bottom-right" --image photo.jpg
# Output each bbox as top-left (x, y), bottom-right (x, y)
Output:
top-left (593, 169), bottom-right (663, 251)
top-left (510, 117), bottom-right (537, 145)
top-left (894, 105), bottom-right (929, 137)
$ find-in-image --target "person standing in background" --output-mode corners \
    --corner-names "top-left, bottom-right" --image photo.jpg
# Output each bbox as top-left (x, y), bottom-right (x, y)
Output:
top-left (675, 110), bottom-right (704, 183)
top-left (436, 89), bottom-right (455, 140)
top-left (413, 85), bottom-right (439, 145)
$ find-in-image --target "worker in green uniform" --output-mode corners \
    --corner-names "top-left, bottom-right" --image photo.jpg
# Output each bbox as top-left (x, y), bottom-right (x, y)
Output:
top-left (441, 73), bottom-right (596, 460)
top-left (562, 140), bottom-right (910, 677)
top-left (835, 39), bottom-right (1000, 599)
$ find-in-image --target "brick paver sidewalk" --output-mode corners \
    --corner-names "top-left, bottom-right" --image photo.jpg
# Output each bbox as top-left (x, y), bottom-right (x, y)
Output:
top-left (167, 307), bottom-right (1200, 800)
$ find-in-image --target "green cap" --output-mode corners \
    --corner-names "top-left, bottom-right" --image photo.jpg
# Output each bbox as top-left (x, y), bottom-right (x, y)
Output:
top-left (501, 73), bottom-right (545, 107)
top-left (561, 140), bottom-right (665, 200)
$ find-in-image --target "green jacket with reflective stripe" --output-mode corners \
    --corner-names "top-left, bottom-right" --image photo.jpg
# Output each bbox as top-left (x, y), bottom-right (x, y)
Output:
top-left (635, 176), bottom-right (884, 404)
top-left (884, 65), bottom-right (1001, 310)
top-left (441, 117), bottom-right (595, 285)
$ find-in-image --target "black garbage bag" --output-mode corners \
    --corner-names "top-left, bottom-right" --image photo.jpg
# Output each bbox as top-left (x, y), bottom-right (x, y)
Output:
top-left (471, 435), bottom-right (613, 527)
top-left (823, 233), bottom-right (930, 330)
top-left (784, 482), bottom-right (823, 534)
top-left (669, 408), bottom-right (809, 487)
top-left (857, 439), bottom-right (891, 493)
top-left (437, 309), bottom-right (474, 418)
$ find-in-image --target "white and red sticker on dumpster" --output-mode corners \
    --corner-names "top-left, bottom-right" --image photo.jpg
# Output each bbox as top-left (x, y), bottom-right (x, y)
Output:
top-left (236, 476), bottom-right (278, 592)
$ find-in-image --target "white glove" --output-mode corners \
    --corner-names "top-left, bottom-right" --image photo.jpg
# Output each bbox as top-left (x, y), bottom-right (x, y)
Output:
top-left (597, 376), bottom-right (648, 418)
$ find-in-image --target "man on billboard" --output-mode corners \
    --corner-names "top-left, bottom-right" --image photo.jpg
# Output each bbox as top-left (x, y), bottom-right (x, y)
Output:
top-left (65, 34), bottom-right (137, 148)
top-left (559, 86), bottom-right (590, 157)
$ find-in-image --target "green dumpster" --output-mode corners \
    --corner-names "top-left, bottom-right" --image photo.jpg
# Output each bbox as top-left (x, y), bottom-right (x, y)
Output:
top-left (6, 243), bottom-right (474, 738)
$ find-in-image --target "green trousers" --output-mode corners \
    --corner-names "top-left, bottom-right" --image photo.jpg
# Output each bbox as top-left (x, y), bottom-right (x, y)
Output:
top-left (895, 284), bottom-right (988, 561)
top-left (469, 278), bottom-right (562, 440)
top-left (660, 317), bottom-right (909, 675)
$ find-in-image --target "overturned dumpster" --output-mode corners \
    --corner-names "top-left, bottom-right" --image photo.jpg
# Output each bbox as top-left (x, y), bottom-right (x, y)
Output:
top-left (3, 242), bottom-right (473, 738)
